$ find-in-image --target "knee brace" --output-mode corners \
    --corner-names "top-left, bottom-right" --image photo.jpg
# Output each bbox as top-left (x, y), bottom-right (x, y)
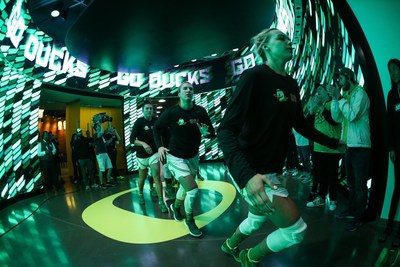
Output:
top-left (239, 212), bottom-right (268, 235)
top-left (176, 185), bottom-right (186, 201)
top-left (266, 217), bottom-right (307, 252)
top-left (184, 188), bottom-right (199, 214)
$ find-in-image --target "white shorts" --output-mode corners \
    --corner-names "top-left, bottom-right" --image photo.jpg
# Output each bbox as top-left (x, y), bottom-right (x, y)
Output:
top-left (96, 153), bottom-right (113, 172)
top-left (137, 153), bottom-right (158, 170)
top-left (163, 163), bottom-right (172, 179)
top-left (166, 154), bottom-right (198, 180)
top-left (230, 173), bottom-right (289, 205)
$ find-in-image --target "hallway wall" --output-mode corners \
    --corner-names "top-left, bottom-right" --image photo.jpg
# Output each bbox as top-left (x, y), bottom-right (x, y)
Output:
top-left (347, 0), bottom-right (400, 219)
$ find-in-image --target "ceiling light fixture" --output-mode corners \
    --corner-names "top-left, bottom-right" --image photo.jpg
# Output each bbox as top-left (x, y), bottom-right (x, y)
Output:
top-left (51, 9), bottom-right (60, 17)
top-left (51, 1), bottom-right (68, 19)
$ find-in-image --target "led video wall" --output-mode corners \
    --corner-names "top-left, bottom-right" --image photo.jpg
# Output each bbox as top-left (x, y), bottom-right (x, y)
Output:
top-left (0, 0), bottom-right (375, 203)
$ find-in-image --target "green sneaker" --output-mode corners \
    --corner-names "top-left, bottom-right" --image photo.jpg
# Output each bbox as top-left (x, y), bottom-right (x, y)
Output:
top-left (170, 203), bottom-right (184, 221)
top-left (184, 217), bottom-right (202, 237)
top-left (239, 249), bottom-right (260, 267)
top-left (165, 186), bottom-right (175, 199)
top-left (221, 239), bottom-right (240, 262)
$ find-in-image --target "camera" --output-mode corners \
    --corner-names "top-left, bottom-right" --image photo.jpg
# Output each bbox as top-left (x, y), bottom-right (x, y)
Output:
top-left (93, 113), bottom-right (113, 124)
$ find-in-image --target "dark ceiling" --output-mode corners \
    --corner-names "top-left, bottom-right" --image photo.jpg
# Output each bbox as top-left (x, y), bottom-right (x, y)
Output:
top-left (26, 0), bottom-right (276, 112)
top-left (27, 0), bottom-right (276, 73)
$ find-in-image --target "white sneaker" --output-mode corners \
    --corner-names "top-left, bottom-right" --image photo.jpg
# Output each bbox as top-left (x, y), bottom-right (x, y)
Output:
top-left (291, 168), bottom-right (299, 177)
top-left (301, 175), bottom-right (312, 184)
top-left (306, 196), bottom-right (325, 208)
top-left (329, 201), bottom-right (337, 211)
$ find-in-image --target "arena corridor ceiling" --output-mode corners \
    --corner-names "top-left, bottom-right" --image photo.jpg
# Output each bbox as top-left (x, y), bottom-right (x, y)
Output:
top-left (26, 0), bottom-right (276, 74)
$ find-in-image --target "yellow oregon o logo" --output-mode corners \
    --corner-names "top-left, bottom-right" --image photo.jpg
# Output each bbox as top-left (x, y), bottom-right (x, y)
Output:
top-left (82, 180), bottom-right (236, 244)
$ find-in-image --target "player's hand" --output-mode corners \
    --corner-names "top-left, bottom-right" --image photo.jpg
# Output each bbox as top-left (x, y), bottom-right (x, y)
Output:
top-left (158, 146), bottom-right (169, 163)
top-left (197, 123), bottom-right (210, 137)
top-left (327, 85), bottom-right (341, 99)
top-left (245, 174), bottom-right (277, 214)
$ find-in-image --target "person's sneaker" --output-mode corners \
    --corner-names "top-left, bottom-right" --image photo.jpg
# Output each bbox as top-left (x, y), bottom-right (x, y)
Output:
top-left (138, 194), bottom-right (145, 205)
top-left (307, 192), bottom-right (318, 202)
top-left (296, 173), bottom-right (306, 180)
top-left (291, 168), bottom-right (299, 177)
top-left (165, 187), bottom-right (175, 199)
top-left (346, 219), bottom-right (362, 232)
top-left (170, 203), bottom-right (184, 221)
top-left (306, 196), bottom-right (325, 208)
top-left (221, 239), bottom-right (240, 262)
top-left (336, 209), bottom-right (355, 220)
top-left (85, 185), bottom-right (90, 191)
top-left (329, 201), bottom-right (337, 211)
top-left (92, 183), bottom-right (99, 189)
top-left (301, 175), bottom-right (313, 184)
top-left (239, 249), bottom-right (260, 267)
top-left (184, 218), bottom-right (203, 237)
top-left (100, 184), bottom-right (108, 189)
top-left (150, 187), bottom-right (157, 197)
top-left (159, 201), bottom-right (168, 213)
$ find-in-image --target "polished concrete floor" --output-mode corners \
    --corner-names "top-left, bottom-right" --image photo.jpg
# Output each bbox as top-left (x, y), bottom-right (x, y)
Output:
top-left (0, 163), bottom-right (392, 267)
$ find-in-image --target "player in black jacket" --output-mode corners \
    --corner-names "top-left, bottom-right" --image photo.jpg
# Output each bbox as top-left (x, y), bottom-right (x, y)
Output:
top-left (131, 102), bottom-right (167, 213)
top-left (153, 82), bottom-right (215, 237)
top-left (218, 28), bottom-right (340, 265)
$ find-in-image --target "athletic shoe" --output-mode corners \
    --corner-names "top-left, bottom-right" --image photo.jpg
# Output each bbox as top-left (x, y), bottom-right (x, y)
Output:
top-left (150, 187), bottom-right (157, 197)
top-left (301, 175), bottom-right (313, 184)
top-left (165, 187), bottom-right (175, 199)
top-left (296, 173), bottom-right (307, 181)
top-left (92, 183), bottom-right (99, 189)
top-left (138, 194), bottom-right (145, 205)
top-left (282, 169), bottom-right (291, 177)
top-left (346, 219), bottom-right (362, 232)
top-left (184, 218), bottom-right (202, 237)
top-left (100, 184), bottom-right (108, 189)
top-left (306, 196), bottom-right (325, 208)
top-left (221, 239), bottom-right (240, 262)
top-left (170, 203), bottom-right (184, 221)
top-left (85, 185), bottom-right (90, 191)
top-left (307, 192), bottom-right (318, 202)
top-left (329, 201), bottom-right (337, 211)
top-left (239, 249), bottom-right (260, 267)
top-left (159, 201), bottom-right (168, 213)
top-left (336, 209), bottom-right (355, 220)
